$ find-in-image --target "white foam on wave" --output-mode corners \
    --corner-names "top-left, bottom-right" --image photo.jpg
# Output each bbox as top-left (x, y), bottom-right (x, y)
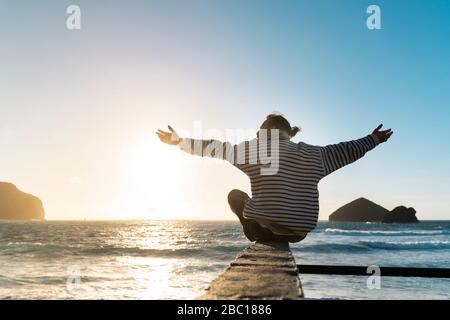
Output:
top-left (325, 228), bottom-right (445, 236)
top-left (361, 240), bottom-right (450, 250)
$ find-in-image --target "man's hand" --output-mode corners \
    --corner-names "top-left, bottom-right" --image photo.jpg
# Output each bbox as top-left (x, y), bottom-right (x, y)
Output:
top-left (372, 124), bottom-right (393, 143)
top-left (156, 125), bottom-right (181, 145)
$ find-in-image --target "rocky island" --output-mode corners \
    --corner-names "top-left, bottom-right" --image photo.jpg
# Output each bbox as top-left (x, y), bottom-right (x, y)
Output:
top-left (0, 182), bottom-right (45, 220)
top-left (382, 206), bottom-right (419, 223)
top-left (329, 197), bottom-right (419, 223)
top-left (329, 198), bottom-right (389, 222)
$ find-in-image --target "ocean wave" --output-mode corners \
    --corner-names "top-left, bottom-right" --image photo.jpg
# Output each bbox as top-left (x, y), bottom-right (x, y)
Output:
top-left (1, 242), bottom-right (82, 256)
top-left (361, 240), bottom-right (450, 250)
top-left (6, 242), bottom-right (79, 248)
top-left (80, 244), bottom-right (245, 258)
top-left (295, 240), bottom-right (450, 253)
top-left (0, 274), bottom-right (123, 287)
top-left (295, 243), bottom-right (370, 253)
top-left (1, 241), bottom-right (245, 259)
top-left (324, 228), bottom-right (446, 237)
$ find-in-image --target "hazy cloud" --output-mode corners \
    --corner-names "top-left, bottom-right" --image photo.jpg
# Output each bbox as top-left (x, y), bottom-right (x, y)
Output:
top-left (68, 176), bottom-right (82, 185)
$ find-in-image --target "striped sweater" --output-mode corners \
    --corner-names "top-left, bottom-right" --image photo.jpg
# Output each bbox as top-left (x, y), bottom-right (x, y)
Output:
top-left (178, 133), bottom-right (380, 235)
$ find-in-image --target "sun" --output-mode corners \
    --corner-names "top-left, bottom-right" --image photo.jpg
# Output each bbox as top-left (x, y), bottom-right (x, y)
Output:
top-left (117, 134), bottom-right (186, 219)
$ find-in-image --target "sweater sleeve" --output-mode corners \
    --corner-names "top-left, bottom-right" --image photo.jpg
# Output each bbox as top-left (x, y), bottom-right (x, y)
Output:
top-left (319, 133), bottom-right (380, 177)
top-left (178, 138), bottom-right (238, 165)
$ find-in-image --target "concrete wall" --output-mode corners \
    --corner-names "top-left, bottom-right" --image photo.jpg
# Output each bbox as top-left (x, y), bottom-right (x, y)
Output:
top-left (199, 241), bottom-right (303, 300)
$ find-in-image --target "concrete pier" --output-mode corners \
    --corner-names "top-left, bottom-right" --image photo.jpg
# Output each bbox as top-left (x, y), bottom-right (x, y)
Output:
top-left (199, 241), bottom-right (303, 300)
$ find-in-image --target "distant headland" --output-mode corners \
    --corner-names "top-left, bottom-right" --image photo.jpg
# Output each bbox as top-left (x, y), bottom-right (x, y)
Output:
top-left (0, 182), bottom-right (45, 220)
top-left (329, 197), bottom-right (419, 223)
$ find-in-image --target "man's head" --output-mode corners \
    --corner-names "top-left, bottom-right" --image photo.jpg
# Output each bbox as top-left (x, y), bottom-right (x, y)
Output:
top-left (258, 112), bottom-right (300, 140)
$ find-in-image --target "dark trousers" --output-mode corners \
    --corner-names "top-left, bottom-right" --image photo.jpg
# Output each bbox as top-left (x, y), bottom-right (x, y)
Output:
top-left (227, 189), bottom-right (305, 243)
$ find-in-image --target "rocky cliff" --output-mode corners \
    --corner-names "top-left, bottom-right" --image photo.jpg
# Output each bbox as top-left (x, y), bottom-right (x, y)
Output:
top-left (0, 182), bottom-right (45, 220)
top-left (329, 198), bottom-right (420, 223)
top-left (329, 197), bottom-right (389, 222)
top-left (382, 206), bottom-right (419, 223)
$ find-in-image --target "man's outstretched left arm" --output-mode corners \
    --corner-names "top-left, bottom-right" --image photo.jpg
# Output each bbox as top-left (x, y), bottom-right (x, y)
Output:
top-left (319, 124), bottom-right (393, 177)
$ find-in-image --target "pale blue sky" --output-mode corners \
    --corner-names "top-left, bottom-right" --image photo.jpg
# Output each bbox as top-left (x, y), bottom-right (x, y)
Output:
top-left (0, 0), bottom-right (449, 220)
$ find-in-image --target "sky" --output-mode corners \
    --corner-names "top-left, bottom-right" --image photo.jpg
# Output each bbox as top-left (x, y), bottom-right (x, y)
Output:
top-left (0, 0), bottom-right (449, 220)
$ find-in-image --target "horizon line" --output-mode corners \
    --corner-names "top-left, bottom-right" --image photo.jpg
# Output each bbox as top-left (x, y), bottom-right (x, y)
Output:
top-left (4, 218), bottom-right (449, 222)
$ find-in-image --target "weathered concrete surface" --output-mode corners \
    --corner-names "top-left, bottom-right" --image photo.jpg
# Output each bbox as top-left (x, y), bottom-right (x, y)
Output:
top-left (199, 241), bottom-right (303, 300)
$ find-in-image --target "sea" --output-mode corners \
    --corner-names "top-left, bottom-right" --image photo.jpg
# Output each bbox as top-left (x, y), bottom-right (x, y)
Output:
top-left (0, 220), bottom-right (449, 300)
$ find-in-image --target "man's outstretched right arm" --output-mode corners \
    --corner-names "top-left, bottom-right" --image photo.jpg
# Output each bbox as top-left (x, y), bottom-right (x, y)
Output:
top-left (156, 125), bottom-right (238, 164)
top-left (177, 137), bottom-right (236, 163)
